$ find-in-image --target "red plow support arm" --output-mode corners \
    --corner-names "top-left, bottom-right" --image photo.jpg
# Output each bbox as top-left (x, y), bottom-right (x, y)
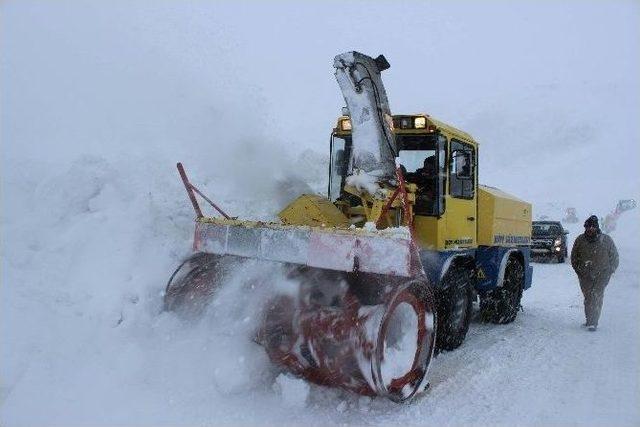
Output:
top-left (177, 162), bottom-right (231, 220)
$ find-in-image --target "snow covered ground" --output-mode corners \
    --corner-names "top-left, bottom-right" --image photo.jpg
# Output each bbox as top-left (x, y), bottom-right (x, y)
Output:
top-left (2, 155), bottom-right (638, 426)
top-left (2, 1), bottom-right (639, 426)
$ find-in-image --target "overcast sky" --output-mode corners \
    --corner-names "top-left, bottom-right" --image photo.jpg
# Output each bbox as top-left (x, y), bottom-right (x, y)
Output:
top-left (2, 0), bottom-right (639, 212)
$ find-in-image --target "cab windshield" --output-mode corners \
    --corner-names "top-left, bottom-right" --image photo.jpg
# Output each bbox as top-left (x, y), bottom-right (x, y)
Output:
top-left (532, 223), bottom-right (563, 235)
top-left (397, 134), bottom-right (445, 216)
top-left (329, 133), bottom-right (446, 217)
top-left (398, 149), bottom-right (435, 173)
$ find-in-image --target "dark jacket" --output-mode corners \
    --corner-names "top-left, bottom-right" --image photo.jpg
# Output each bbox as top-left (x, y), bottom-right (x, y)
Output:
top-left (571, 233), bottom-right (619, 281)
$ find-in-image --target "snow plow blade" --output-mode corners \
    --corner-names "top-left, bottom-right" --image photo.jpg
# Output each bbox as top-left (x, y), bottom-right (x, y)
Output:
top-left (192, 218), bottom-right (423, 278)
top-left (165, 218), bottom-right (437, 402)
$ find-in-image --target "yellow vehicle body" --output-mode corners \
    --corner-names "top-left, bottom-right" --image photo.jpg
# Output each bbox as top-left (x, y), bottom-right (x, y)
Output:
top-left (477, 185), bottom-right (532, 247)
top-left (313, 114), bottom-right (532, 253)
top-left (279, 194), bottom-right (349, 228)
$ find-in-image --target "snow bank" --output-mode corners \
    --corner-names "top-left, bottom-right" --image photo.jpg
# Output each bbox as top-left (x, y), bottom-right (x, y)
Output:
top-left (0, 153), bottom-right (320, 426)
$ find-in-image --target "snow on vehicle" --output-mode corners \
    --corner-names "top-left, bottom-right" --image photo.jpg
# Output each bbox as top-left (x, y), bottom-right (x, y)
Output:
top-left (163, 52), bottom-right (533, 402)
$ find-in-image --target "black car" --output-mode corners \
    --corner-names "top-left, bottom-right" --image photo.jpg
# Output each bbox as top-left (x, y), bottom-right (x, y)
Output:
top-left (531, 221), bottom-right (569, 263)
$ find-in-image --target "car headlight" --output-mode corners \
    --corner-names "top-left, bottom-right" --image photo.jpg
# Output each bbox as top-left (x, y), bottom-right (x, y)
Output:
top-left (554, 238), bottom-right (562, 246)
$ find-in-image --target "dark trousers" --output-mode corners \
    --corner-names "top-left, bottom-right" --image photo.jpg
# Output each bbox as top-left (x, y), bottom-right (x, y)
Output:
top-left (579, 275), bottom-right (610, 327)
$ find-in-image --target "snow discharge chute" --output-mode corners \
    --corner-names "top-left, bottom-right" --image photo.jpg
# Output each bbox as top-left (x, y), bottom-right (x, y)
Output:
top-left (333, 52), bottom-right (397, 183)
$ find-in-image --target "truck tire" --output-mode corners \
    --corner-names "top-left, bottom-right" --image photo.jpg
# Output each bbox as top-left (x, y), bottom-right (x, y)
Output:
top-left (557, 253), bottom-right (565, 263)
top-left (480, 255), bottom-right (524, 324)
top-left (436, 263), bottom-right (473, 351)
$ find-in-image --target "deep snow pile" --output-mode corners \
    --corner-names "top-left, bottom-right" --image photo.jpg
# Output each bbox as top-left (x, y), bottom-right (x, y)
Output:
top-left (0, 153), bottom-right (313, 425)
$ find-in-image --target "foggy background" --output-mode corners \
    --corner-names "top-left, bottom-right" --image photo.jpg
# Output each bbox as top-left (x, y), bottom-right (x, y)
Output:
top-left (3, 0), bottom-right (639, 214)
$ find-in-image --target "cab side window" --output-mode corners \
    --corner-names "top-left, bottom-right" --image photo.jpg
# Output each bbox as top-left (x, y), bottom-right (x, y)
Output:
top-left (450, 140), bottom-right (475, 199)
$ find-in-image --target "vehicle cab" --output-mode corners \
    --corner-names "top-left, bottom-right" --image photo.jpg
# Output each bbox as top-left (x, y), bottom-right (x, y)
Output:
top-left (330, 113), bottom-right (478, 251)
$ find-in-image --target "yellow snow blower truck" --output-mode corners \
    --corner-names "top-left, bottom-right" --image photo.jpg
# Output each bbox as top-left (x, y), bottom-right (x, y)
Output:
top-left (164, 52), bottom-right (532, 403)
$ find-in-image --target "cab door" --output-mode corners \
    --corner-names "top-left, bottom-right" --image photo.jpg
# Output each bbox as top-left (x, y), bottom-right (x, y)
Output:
top-left (444, 139), bottom-right (477, 249)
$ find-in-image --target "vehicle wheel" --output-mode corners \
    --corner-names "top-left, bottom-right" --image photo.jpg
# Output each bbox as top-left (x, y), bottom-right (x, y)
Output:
top-left (436, 263), bottom-right (473, 351)
top-left (557, 254), bottom-right (565, 263)
top-left (164, 253), bottom-right (225, 318)
top-left (480, 255), bottom-right (524, 324)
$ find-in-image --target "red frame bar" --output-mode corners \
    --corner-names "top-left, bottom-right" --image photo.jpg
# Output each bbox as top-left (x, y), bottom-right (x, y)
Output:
top-left (376, 167), bottom-right (414, 237)
top-left (177, 162), bottom-right (230, 219)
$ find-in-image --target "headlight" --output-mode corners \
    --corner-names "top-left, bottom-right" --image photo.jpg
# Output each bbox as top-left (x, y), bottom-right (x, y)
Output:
top-left (414, 117), bottom-right (426, 129)
top-left (554, 238), bottom-right (562, 246)
top-left (341, 119), bottom-right (352, 131)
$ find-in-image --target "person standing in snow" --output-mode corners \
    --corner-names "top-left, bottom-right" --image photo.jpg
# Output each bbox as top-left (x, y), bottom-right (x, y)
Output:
top-left (570, 215), bottom-right (619, 331)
